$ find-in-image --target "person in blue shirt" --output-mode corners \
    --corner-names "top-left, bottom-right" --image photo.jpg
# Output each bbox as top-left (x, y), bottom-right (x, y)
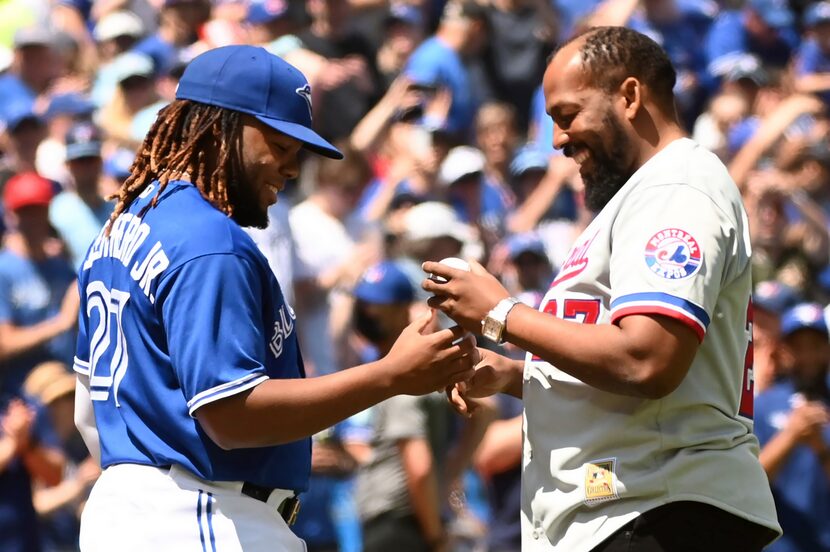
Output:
top-left (0, 173), bottom-right (78, 403)
top-left (794, 1), bottom-right (830, 106)
top-left (627, 0), bottom-right (716, 128)
top-left (73, 45), bottom-right (476, 552)
top-left (404, 0), bottom-right (488, 138)
top-left (0, 27), bottom-right (59, 125)
top-left (49, 122), bottom-right (114, 271)
top-left (755, 303), bottom-right (830, 552)
top-left (706, 0), bottom-right (799, 79)
top-left (132, 0), bottom-right (209, 74)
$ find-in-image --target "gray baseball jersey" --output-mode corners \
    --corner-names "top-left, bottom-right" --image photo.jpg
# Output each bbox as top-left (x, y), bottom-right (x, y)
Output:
top-left (521, 138), bottom-right (781, 550)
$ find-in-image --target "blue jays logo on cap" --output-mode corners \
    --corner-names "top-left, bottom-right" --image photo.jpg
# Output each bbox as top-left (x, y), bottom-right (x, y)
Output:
top-left (644, 228), bottom-right (702, 280)
top-left (175, 45), bottom-right (342, 159)
top-left (295, 84), bottom-right (312, 118)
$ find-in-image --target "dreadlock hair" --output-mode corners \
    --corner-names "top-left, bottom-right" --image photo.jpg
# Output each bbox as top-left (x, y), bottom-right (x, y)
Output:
top-left (105, 100), bottom-right (243, 235)
top-left (558, 26), bottom-right (677, 114)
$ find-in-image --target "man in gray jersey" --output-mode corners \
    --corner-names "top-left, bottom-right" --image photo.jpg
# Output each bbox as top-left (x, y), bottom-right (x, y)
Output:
top-left (423, 27), bottom-right (781, 551)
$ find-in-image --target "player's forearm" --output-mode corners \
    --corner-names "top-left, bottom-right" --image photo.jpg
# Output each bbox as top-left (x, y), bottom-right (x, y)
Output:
top-left (759, 430), bottom-right (799, 481)
top-left (503, 304), bottom-right (695, 399)
top-left (196, 360), bottom-right (401, 449)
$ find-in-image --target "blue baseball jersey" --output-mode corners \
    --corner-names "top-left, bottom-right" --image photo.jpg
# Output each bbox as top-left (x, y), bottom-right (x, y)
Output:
top-left (73, 180), bottom-right (311, 491)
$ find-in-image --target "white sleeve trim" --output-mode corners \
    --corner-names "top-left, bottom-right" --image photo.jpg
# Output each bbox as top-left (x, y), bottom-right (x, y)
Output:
top-left (187, 373), bottom-right (269, 417)
top-left (73, 356), bottom-right (91, 375)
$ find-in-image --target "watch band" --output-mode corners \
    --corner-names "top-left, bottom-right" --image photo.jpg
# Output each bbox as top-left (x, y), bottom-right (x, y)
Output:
top-left (483, 297), bottom-right (521, 344)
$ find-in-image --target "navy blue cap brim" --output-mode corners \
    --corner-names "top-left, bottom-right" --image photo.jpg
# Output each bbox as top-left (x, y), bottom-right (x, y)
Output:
top-left (66, 143), bottom-right (103, 160)
top-left (255, 115), bottom-right (343, 159)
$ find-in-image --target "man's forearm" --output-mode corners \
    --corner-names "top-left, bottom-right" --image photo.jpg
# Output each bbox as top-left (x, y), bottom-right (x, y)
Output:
top-left (759, 430), bottom-right (798, 481)
top-left (503, 304), bottom-right (697, 399)
top-left (0, 319), bottom-right (68, 362)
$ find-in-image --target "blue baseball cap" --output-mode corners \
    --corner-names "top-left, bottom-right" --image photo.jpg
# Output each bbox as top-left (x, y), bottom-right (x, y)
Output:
top-left (781, 303), bottom-right (828, 337)
top-left (805, 1), bottom-right (830, 26)
top-left (65, 121), bottom-right (103, 160)
top-left (353, 261), bottom-right (415, 305)
top-left (505, 232), bottom-right (547, 260)
top-left (748, 0), bottom-right (794, 28)
top-left (45, 93), bottom-right (95, 120)
top-left (104, 148), bottom-right (136, 180)
top-left (510, 144), bottom-right (550, 177)
top-left (175, 45), bottom-right (342, 159)
top-left (385, 4), bottom-right (423, 28)
top-left (753, 280), bottom-right (800, 315)
top-left (3, 101), bottom-right (44, 132)
top-left (247, 0), bottom-right (289, 24)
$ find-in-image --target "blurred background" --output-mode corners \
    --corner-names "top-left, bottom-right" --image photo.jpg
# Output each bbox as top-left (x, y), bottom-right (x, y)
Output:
top-left (0, 0), bottom-right (829, 550)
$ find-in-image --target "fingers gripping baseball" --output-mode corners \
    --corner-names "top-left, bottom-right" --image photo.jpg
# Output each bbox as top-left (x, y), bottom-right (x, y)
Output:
top-left (421, 259), bottom-right (510, 333)
top-left (385, 311), bottom-right (477, 395)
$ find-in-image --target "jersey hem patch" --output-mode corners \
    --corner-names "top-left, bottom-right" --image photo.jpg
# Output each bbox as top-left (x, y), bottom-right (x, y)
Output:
top-left (583, 457), bottom-right (619, 506)
top-left (73, 356), bottom-right (91, 375)
top-left (610, 292), bottom-right (708, 342)
top-left (187, 373), bottom-right (269, 417)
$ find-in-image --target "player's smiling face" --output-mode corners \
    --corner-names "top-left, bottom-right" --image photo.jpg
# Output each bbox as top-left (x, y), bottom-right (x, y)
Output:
top-left (234, 116), bottom-right (302, 228)
top-left (543, 40), bottom-right (638, 212)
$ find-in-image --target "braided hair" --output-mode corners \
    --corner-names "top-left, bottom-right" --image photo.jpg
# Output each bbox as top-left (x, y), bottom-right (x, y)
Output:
top-left (106, 100), bottom-right (243, 235)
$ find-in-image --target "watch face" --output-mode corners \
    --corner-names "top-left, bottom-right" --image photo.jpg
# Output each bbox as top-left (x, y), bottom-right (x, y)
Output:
top-left (482, 318), bottom-right (502, 342)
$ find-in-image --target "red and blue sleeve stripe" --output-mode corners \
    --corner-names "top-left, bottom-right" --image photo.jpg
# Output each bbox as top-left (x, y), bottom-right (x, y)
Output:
top-left (610, 292), bottom-right (710, 342)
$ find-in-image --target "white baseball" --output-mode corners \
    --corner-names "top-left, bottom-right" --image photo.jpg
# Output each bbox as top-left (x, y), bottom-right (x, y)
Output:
top-left (429, 257), bottom-right (471, 283)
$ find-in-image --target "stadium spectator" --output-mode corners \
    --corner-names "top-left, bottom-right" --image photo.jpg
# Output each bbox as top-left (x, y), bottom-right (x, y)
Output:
top-left (706, 0), bottom-right (798, 78)
top-left (24, 361), bottom-right (99, 552)
top-left (404, 0), bottom-right (488, 138)
top-left (298, 0), bottom-right (380, 141)
top-left (133, 0), bottom-right (209, 74)
top-left (0, 27), bottom-right (59, 125)
top-left (756, 303), bottom-right (830, 552)
top-left (48, 122), bottom-right (113, 270)
top-left (290, 143), bottom-right (377, 375)
top-left (0, 173), bottom-right (77, 400)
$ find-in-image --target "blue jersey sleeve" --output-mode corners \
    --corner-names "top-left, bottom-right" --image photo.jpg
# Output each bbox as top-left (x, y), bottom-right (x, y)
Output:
top-left (158, 253), bottom-right (270, 417)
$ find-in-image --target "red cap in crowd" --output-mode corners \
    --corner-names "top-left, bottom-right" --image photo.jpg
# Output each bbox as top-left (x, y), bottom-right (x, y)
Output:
top-left (3, 172), bottom-right (54, 212)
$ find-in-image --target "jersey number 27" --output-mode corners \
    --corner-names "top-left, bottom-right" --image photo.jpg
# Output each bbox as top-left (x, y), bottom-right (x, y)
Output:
top-left (86, 281), bottom-right (131, 405)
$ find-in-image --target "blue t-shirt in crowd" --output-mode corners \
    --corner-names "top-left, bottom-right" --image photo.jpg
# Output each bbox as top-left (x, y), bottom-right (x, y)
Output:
top-left (0, 250), bottom-right (76, 402)
top-left (755, 380), bottom-right (830, 552)
top-left (404, 37), bottom-right (478, 136)
top-left (794, 39), bottom-right (830, 106)
top-left (0, 74), bottom-right (36, 125)
top-left (73, 180), bottom-right (311, 491)
top-left (49, 192), bottom-right (114, 272)
top-left (706, 10), bottom-right (798, 75)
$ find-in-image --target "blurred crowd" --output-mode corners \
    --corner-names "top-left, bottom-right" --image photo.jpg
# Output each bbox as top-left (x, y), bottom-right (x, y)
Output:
top-left (1, 0), bottom-right (830, 550)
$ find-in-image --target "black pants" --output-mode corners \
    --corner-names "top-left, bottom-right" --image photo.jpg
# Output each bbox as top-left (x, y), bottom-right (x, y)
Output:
top-left (592, 501), bottom-right (779, 552)
top-left (362, 513), bottom-right (430, 552)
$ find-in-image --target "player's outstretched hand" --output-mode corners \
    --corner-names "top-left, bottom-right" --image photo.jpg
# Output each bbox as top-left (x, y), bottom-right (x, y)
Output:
top-left (447, 348), bottom-right (519, 417)
top-left (422, 259), bottom-right (510, 334)
top-left (384, 309), bottom-right (478, 396)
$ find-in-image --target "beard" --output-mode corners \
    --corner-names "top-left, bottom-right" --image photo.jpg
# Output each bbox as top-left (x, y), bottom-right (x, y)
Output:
top-left (570, 112), bottom-right (634, 212)
top-left (228, 179), bottom-right (270, 229)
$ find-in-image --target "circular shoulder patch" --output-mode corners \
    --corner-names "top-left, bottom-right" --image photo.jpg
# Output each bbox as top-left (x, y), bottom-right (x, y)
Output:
top-left (644, 228), bottom-right (702, 280)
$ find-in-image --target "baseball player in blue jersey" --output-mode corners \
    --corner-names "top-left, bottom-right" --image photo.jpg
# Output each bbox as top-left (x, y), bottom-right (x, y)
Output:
top-left (72, 45), bottom-right (476, 552)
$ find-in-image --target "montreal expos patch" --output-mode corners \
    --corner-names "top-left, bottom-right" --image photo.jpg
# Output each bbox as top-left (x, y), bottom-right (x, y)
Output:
top-left (644, 228), bottom-right (702, 279)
